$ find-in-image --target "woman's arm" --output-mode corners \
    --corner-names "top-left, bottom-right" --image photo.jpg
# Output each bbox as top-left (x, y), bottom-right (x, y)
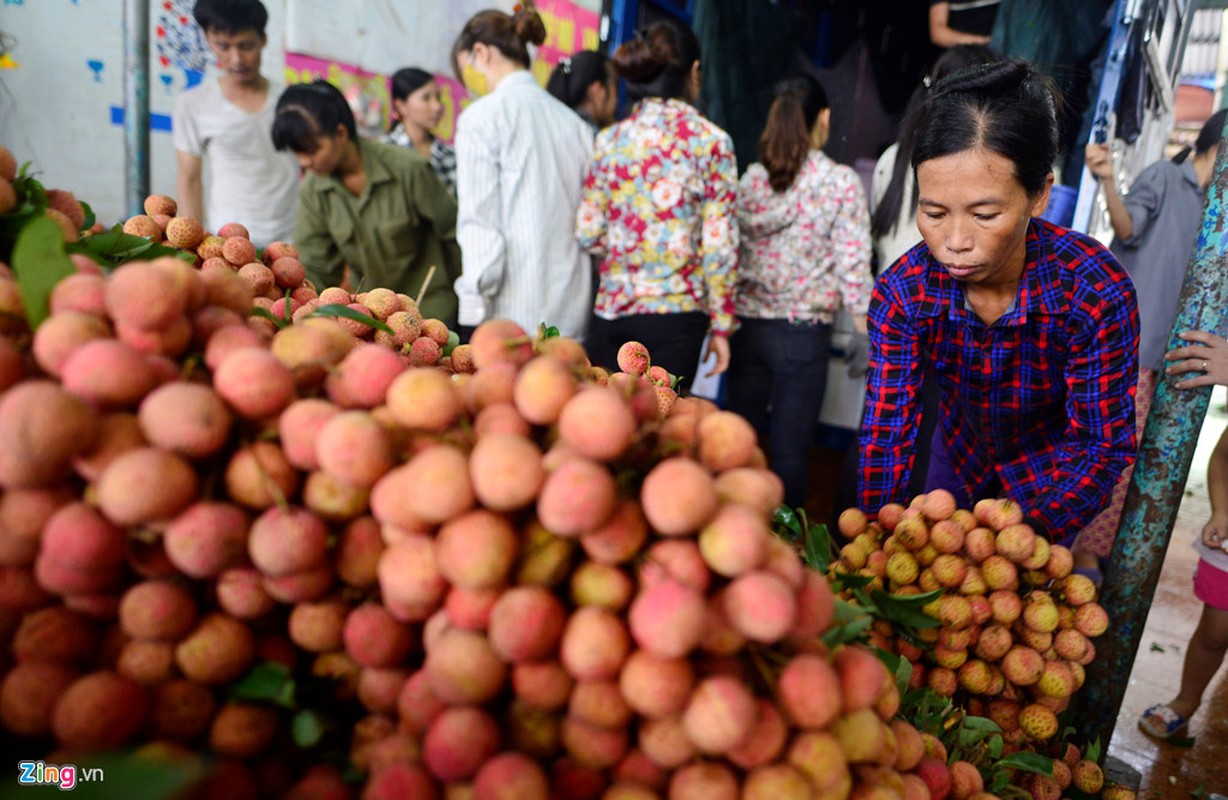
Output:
top-left (929, 3), bottom-right (992, 47)
top-left (296, 192), bottom-right (347, 291)
top-left (859, 273), bottom-right (925, 512)
top-left (455, 114), bottom-right (506, 323)
top-left (1204, 426), bottom-right (1228, 550)
top-left (576, 147), bottom-right (610, 256)
top-left (1028, 274), bottom-right (1140, 542)
top-left (697, 134), bottom-right (740, 376)
top-left (1084, 143), bottom-right (1135, 240)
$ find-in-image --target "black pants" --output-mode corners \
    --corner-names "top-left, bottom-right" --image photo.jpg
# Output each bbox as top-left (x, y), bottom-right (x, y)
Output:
top-left (725, 317), bottom-right (832, 509)
top-left (587, 312), bottom-right (709, 395)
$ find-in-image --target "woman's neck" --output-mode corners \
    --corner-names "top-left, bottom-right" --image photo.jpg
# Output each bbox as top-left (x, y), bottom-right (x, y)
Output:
top-left (1193, 150), bottom-right (1217, 189)
top-left (402, 122), bottom-right (433, 156)
top-left (337, 141), bottom-right (366, 195)
top-left (484, 59), bottom-right (525, 92)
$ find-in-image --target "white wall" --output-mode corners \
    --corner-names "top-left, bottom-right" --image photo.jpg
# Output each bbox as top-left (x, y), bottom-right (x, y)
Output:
top-left (0, 0), bottom-right (286, 225)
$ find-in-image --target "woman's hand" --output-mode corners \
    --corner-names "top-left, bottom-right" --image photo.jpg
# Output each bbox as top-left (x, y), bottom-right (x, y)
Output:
top-left (1165, 330), bottom-right (1228, 388)
top-left (704, 335), bottom-right (731, 377)
top-left (1084, 142), bottom-right (1114, 181)
top-left (1202, 513), bottom-right (1228, 551)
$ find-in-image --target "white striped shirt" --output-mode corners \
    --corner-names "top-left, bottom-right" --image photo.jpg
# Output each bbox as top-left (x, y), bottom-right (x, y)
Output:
top-left (454, 71), bottom-right (594, 338)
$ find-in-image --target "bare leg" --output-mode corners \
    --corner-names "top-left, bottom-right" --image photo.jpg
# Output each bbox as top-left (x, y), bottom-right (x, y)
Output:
top-left (1167, 604), bottom-right (1228, 720)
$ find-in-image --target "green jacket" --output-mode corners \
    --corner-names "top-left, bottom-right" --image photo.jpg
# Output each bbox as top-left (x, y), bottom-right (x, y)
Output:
top-left (296, 139), bottom-right (461, 323)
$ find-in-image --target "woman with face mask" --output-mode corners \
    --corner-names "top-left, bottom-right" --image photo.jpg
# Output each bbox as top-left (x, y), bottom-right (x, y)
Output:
top-left (384, 68), bottom-right (456, 198)
top-left (450, 7), bottom-right (595, 341)
top-left (858, 61), bottom-right (1140, 549)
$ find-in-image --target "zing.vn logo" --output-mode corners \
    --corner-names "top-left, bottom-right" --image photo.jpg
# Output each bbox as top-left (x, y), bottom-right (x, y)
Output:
top-left (17, 761), bottom-right (104, 791)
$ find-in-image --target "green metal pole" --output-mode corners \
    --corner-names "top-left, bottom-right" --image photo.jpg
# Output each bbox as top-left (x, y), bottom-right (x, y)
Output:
top-left (1076, 113), bottom-right (1228, 750)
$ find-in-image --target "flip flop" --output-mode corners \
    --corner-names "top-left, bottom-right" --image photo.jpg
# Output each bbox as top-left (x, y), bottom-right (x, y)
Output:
top-left (1138, 703), bottom-right (1189, 740)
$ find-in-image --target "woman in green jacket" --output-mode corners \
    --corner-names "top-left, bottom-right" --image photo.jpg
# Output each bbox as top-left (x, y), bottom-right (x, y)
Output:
top-left (272, 80), bottom-right (461, 324)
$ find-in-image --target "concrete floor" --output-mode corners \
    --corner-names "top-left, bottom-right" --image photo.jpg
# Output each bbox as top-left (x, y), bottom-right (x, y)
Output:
top-left (805, 387), bottom-right (1228, 797)
top-left (1107, 388), bottom-right (1228, 799)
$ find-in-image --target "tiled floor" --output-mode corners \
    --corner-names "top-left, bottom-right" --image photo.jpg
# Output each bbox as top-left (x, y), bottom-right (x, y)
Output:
top-left (807, 387), bottom-right (1228, 797)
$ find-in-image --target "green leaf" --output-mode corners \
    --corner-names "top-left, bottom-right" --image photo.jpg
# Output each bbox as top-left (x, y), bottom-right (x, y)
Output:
top-left (80, 200), bottom-right (96, 231)
top-left (228, 661), bottom-right (297, 708)
top-left (292, 708), bottom-right (326, 748)
top-left (41, 753), bottom-right (203, 800)
top-left (542, 324), bottom-right (561, 339)
top-left (11, 215), bottom-right (76, 329)
top-left (803, 520), bottom-right (833, 571)
top-left (310, 303), bottom-right (393, 334)
top-left (1085, 736), bottom-right (1101, 763)
top-left (961, 716), bottom-right (1002, 733)
top-left (871, 590), bottom-right (942, 629)
top-left (836, 572), bottom-right (875, 590)
top-left (772, 505), bottom-right (802, 539)
top-left (442, 329), bottom-right (461, 358)
top-left (986, 733), bottom-right (1003, 759)
top-left (67, 228), bottom-right (192, 267)
top-left (882, 588), bottom-right (944, 607)
top-left (251, 307), bottom-right (290, 329)
top-left (997, 751), bottom-right (1055, 776)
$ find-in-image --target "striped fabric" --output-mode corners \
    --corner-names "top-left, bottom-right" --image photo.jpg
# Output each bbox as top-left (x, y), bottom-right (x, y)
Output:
top-left (454, 71), bottom-right (595, 338)
top-left (859, 219), bottom-right (1140, 543)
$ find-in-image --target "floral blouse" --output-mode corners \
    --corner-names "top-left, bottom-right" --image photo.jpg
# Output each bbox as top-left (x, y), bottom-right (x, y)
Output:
top-left (576, 97), bottom-right (739, 335)
top-left (736, 150), bottom-right (873, 324)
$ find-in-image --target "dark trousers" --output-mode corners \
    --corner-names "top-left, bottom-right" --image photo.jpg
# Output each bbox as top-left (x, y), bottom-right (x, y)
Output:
top-left (724, 317), bottom-right (832, 509)
top-left (587, 312), bottom-right (710, 395)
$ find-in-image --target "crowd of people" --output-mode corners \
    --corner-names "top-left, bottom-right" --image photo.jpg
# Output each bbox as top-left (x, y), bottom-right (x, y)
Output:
top-left (173, 0), bottom-right (1228, 743)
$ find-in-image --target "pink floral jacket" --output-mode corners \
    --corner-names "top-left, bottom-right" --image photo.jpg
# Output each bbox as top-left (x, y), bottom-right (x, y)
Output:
top-left (735, 150), bottom-right (873, 324)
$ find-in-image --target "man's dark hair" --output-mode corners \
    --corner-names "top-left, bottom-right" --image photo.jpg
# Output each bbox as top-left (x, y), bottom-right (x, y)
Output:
top-left (193, 0), bottom-right (268, 37)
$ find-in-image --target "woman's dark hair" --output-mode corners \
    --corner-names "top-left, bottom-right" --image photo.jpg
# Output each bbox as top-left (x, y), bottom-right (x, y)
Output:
top-left (1173, 108), bottom-right (1228, 163)
top-left (193, 0), bottom-right (268, 37)
top-left (910, 60), bottom-right (1063, 197)
top-left (388, 68), bottom-right (434, 133)
top-left (272, 80), bottom-right (356, 154)
top-left (871, 45), bottom-right (999, 240)
top-left (612, 19), bottom-right (701, 103)
top-left (759, 75), bottom-right (829, 193)
top-left (451, 8), bottom-right (548, 76)
top-left (547, 51), bottom-right (612, 110)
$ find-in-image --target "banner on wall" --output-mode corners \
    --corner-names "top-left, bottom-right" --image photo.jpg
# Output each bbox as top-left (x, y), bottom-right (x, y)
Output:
top-left (284, 0), bottom-right (600, 143)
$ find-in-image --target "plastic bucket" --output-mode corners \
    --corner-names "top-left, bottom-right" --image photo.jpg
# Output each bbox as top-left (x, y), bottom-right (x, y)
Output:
top-left (1039, 184), bottom-right (1078, 228)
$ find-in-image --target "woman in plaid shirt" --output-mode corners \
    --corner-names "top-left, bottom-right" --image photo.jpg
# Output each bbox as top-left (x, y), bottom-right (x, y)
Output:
top-left (858, 61), bottom-right (1140, 546)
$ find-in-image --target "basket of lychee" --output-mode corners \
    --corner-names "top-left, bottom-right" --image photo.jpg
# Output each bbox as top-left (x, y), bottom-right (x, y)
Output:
top-left (833, 492), bottom-right (1109, 747)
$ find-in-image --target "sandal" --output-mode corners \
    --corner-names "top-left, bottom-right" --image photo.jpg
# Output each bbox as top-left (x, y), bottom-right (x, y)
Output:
top-left (1138, 704), bottom-right (1189, 740)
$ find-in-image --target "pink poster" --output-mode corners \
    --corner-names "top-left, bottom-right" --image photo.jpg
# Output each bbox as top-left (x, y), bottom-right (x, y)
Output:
top-left (283, 0), bottom-right (600, 143)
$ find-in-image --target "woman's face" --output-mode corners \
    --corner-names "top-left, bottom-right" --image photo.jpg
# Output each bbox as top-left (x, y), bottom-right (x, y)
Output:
top-left (915, 147), bottom-right (1052, 288)
top-left (295, 126), bottom-right (348, 177)
top-left (395, 81), bottom-right (445, 133)
top-left (588, 69), bottom-right (618, 128)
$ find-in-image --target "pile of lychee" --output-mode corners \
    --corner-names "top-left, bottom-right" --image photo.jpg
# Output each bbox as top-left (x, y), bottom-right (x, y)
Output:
top-left (836, 493), bottom-right (1111, 750)
top-left (0, 242), bottom-right (985, 799)
top-left (0, 143), bottom-right (95, 243)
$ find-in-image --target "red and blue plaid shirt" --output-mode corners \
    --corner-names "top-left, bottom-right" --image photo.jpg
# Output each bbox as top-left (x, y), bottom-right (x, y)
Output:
top-left (859, 219), bottom-right (1140, 542)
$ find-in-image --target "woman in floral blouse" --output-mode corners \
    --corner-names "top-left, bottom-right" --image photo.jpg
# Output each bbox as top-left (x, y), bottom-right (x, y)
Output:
top-left (383, 68), bottom-right (457, 198)
top-left (726, 75), bottom-right (873, 508)
top-left (575, 19), bottom-right (738, 391)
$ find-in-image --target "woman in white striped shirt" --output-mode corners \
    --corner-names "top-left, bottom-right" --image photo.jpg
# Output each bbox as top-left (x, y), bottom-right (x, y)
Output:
top-left (450, 8), bottom-right (595, 341)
